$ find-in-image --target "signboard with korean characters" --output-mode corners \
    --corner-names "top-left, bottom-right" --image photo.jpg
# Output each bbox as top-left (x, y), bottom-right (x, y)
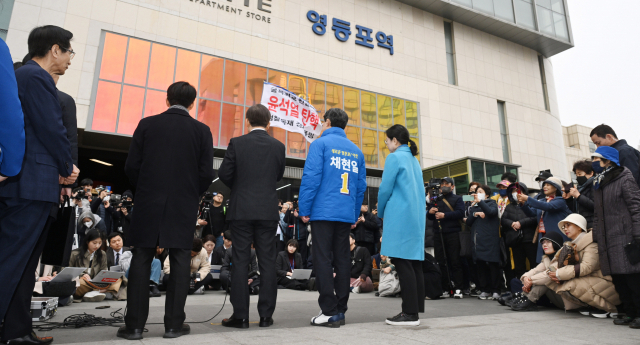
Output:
top-left (260, 82), bottom-right (323, 143)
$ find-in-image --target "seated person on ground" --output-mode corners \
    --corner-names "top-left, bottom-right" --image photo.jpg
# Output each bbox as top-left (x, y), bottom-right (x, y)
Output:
top-left (378, 255), bottom-right (401, 297)
top-left (203, 234), bottom-right (222, 290)
top-left (213, 230), bottom-right (232, 265)
top-left (275, 239), bottom-right (308, 290)
top-left (163, 238), bottom-right (212, 295)
top-left (349, 233), bottom-right (374, 294)
top-left (69, 229), bottom-right (123, 302)
top-left (77, 209), bottom-right (107, 244)
top-left (33, 265), bottom-right (75, 307)
top-left (220, 242), bottom-right (259, 295)
top-left (106, 232), bottom-right (130, 267)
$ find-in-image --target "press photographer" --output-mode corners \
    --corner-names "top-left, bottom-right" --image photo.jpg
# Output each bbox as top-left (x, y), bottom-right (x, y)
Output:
top-left (112, 190), bottom-right (134, 243)
top-left (427, 177), bottom-right (465, 299)
top-left (198, 192), bottom-right (227, 247)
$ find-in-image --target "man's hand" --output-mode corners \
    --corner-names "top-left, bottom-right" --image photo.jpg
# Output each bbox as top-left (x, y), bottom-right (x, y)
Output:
top-left (463, 218), bottom-right (467, 223)
top-left (99, 190), bottom-right (108, 199)
top-left (569, 187), bottom-right (580, 198)
top-left (293, 209), bottom-right (299, 217)
top-left (0, 176), bottom-right (7, 183)
top-left (104, 200), bottom-right (110, 209)
top-left (372, 209), bottom-right (377, 215)
top-left (435, 212), bottom-right (445, 220)
top-left (286, 272), bottom-right (292, 276)
top-left (82, 274), bottom-right (91, 281)
top-left (523, 276), bottom-right (532, 289)
top-left (383, 267), bottom-right (391, 274)
top-left (512, 221), bottom-right (521, 230)
top-left (197, 219), bottom-right (208, 226)
top-left (38, 276), bottom-right (53, 282)
top-left (351, 224), bottom-right (356, 229)
top-left (62, 165), bottom-right (80, 185)
top-left (428, 207), bottom-right (438, 215)
top-left (358, 216), bottom-right (365, 223)
top-left (475, 212), bottom-right (485, 219)
top-left (248, 279), bottom-right (253, 285)
top-left (549, 271), bottom-right (560, 284)
top-left (301, 216), bottom-right (310, 223)
top-left (516, 193), bottom-right (529, 204)
top-left (122, 208), bottom-right (128, 216)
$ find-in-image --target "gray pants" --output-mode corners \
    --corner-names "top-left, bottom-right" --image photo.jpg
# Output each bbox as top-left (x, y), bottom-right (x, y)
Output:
top-left (524, 285), bottom-right (565, 309)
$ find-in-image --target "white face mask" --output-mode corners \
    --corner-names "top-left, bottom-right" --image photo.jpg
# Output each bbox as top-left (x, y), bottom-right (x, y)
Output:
top-left (84, 221), bottom-right (93, 228)
top-left (477, 193), bottom-right (486, 201)
top-left (512, 192), bottom-right (518, 200)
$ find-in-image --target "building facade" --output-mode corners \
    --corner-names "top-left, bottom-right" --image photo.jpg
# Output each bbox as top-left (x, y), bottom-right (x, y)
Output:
top-left (2, 0), bottom-right (575, 195)
top-left (563, 124), bottom-right (595, 179)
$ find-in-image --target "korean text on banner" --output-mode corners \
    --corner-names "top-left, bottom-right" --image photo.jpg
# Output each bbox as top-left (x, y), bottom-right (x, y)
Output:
top-left (260, 82), bottom-right (323, 143)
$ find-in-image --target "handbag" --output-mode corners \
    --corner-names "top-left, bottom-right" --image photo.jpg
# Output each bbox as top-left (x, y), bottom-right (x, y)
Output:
top-left (41, 196), bottom-right (77, 266)
top-left (504, 228), bottom-right (523, 247)
top-left (441, 198), bottom-right (473, 257)
top-left (624, 239), bottom-right (640, 265)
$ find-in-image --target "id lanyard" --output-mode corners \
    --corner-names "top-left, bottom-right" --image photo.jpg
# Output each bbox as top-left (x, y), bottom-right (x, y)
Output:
top-left (289, 257), bottom-right (295, 273)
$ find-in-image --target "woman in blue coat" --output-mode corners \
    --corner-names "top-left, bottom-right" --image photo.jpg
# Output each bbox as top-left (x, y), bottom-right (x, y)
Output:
top-left (377, 124), bottom-right (426, 326)
top-left (517, 176), bottom-right (571, 263)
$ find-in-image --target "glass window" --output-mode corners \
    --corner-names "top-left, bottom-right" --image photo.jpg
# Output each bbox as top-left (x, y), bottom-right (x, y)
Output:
top-left (551, 0), bottom-right (565, 14)
top-left (99, 33), bottom-right (128, 82)
top-left (246, 66), bottom-right (267, 106)
top-left (92, 81), bottom-right (121, 132)
top-left (444, 21), bottom-right (457, 85)
top-left (200, 55), bottom-right (223, 100)
top-left (361, 91), bottom-right (377, 129)
top-left (288, 133), bottom-right (307, 158)
top-left (453, 174), bottom-right (469, 196)
top-left (175, 49), bottom-right (201, 96)
top-left (0, 0), bottom-right (15, 41)
top-left (220, 104), bottom-right (244, 147)
top-left (379, 131), bottom-right (391, 166)
top-left (268, 70), bottom-right (287, 88)
top-left (197, 100), bottom-right (221, 146)
top-left (553, 12), bottom-right (569, 40)
top-left (268, 127), bottom-right (287, 146)
top-left (392, 99), bottom-right (405, 126)
top-left (308, 79), bottom-right (326, 118)
top-left (345, 126), bottom-right (361, 147)
top-left (588, 141), bottom-right (596, 154)
top-left (123, 39), bottom-right (151, 87)
top-left (326, 83), bottom-right (343, 110)
top-left (412, 137), bottom-right (420, 158)
top-left (362, 129), bottom-right (378, 168)
top-left (117, 86), bottom-right (145, 135)
top-left (537, 6), bottom-right (555, 36)
top-left (344, 88), bottom-right (360, 126)
top-left (538, 55), bottom-right (550, 111)
top-left (472, 0), bottom-right (494, 16)
top-left (223, 60), bottom-right (246, 104)
top-left (406, 102), bottom-right (419, 137)
top-left (147, 44), bottom-right (176, 90)
top-left (536, 0), bottom-right (551, 9)
top-left (143, 89), bottom-right (167, 118)
top-left (288, 75), bottom-right (307, 100)
top-left (493, 0), bottom-right (514, 22)
top-left (377, 95), bottom-right (392, 130)
top-left (497, 101), bottom-right (510, 163)
top-left (514, 0), bottom-right (536, 30)
top-left (471, 161), bottom-right (486, 185)
top-left (507, 166), bottom-right (518, 178)
top-left (486, 163), bottom-right (505, 190)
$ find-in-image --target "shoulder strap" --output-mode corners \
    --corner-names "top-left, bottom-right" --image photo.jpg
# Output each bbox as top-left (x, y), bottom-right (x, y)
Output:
top-left (441, 197), bottom-right (466, 229)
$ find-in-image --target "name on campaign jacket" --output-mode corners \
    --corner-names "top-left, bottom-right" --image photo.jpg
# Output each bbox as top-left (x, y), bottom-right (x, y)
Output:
top-left (299, 127), bottom-right (367, 224)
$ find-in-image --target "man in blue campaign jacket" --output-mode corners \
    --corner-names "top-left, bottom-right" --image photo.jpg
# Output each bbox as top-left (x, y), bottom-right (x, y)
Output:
top-left (299, 108), bottom-right (367, 328)
top-left (0, 38), bottom-right (25, 182)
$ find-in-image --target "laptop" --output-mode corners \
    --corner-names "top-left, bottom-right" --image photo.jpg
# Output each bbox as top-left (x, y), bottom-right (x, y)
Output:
top-left (371, 269), bottom-right (381, 282)
top-left (210, 265), bottom-right (222, 279)
top-left (109, 265), bottom-right (122, 272)
top-left (50, 267), bottom-right (87, 283)
top-left (289, 269), bottom-right (312, 280)
top-left (90, 270), bottom-right (124, 288)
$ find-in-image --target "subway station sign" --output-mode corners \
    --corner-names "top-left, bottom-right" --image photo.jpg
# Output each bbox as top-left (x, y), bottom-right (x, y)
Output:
top-left (189, 0), bottom-right (272, 23)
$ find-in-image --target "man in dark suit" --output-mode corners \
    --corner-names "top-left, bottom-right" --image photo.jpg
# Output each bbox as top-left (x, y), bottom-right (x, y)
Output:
top-left (117, 82), bottom-right (214, 340)
top-left (0, 25), bottom-right (78, 345)
top-left (218, 104), bottom-right (286, 328)
top-left (106, 232), bottom-right (131, 267)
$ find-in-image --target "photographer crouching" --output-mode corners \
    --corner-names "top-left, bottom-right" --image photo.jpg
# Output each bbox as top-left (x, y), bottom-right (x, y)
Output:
top-left (111, 190), bottom-right (134, 245)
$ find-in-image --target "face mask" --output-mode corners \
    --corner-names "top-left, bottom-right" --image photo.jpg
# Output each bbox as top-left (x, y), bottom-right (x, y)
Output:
top-left (441, 187), bottom-right (452, 194)
top-left (592, 161), bottom-right (604, 174)
top-left (498, 189), bottom-right (507, 197)
top-left (512, 192), bottom-right (518, 200)
top-left (576, 176), bottom-right (588, 186)
top-left (477, 193), bottom-right (486, 201)
top-left (84, 221), bottom-right (93, 228)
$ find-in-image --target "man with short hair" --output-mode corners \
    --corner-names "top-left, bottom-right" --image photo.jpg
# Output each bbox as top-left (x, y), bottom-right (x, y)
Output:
top-left (351, 202), bottom-right (379, 257)
top-left (590, 124), bottom-right (640, 186)
top-left (0, 25), bottom-right (79, 345)
top-left (213, 230), bottom-right (233, 265)
top-left (118, 81), bottom-right (214, 340)
top-left (299, 108), bottom-right (367, 327)
top-left (427, 177), bottom-right (465, 299)
top-left (80, 178), bottom-right (93, 195)
top-left (200, 191), bottom-right (227, 247)
top-left (107, 233), bottom-right (131, 267)
top-left (218, 104), bottom-right (286, 329)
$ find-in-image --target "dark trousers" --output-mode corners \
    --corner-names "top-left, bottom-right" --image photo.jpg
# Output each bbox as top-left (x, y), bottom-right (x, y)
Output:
top-left (434, 231), bottom-right (463, 291)
top-left (612, 273), bottom-right (640, 318)
top-left (461, 256), bottom-right (478, 290)
top-left (393, 258), bottom-right (425, 315)
top-left (0, 198), bottom-right (53, 340)
top-left (229, 220), bottom-right (278, 319)
top-left (299, 239), bottom-right (309, 268)
top-left (277, 276), bottom-right (307, 290)
top-left (511, 242), bottom-right (538, 279)
top-left (477, 260), bottom-right (501, 294)
top-left (356, 241), bottom-right (375, 257)
top-left (311, 221), bottom-right (351, 316)
top-left (125, 247), bottom-right (191, 329)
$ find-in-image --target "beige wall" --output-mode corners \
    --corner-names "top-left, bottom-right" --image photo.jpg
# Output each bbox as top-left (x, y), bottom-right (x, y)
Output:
top-left (5, 0), bottom-right (569, 180)
top-left (563, 124), bottom-right (594, 178)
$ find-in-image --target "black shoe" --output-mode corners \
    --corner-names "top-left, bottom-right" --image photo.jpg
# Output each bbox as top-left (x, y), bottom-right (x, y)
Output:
top-left (498, 295), bottom-right (513, 306)
top-left (150, 285), bottom-right (161, 297)
top-left (259, 317), bottom-right (274, 327)
top-left (630, 318), bottom-right (640, 329)
top-left (511, 297), bottom-right (538, 311)
top-left (614, 316), bottom-right (633, 325)
top-left (251, 286), bottom-right (260, 295)
top-left (385, 312), bottom-right (420, 326)
top-left (3, 332), bottom-right (53, 345)
top-left (116, 326), bottom-right (144, 340)
top-left (222, 315), bottom-right (249, 329)
top-left (307, 277), bottom-right (316, 291)
top-left (375, 292), bottom-right (380, 297)
top-left (163, 324), bottom-right (190, 339)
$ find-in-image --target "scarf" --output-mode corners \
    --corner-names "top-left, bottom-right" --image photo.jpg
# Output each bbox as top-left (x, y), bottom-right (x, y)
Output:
top-left (169, 104), bottom-right (190, 113)
top-left (496, 196), bottom-right (509, 218)
top-left (593, 166), bottom-right (615, 190)
top-left (538, 195), bottom-right (555, 234)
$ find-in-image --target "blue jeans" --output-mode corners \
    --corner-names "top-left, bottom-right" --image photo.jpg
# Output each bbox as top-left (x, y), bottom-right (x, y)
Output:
top-left (216, 234), bottom-right (224, 248)
top-left (126, 258), bottom-right (162, 285)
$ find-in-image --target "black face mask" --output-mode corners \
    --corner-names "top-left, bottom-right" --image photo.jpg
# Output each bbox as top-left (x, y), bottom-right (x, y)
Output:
top-left (441, 187), bottom-right (452, 194)
top-left (576, 176), bottom-right (588, 186)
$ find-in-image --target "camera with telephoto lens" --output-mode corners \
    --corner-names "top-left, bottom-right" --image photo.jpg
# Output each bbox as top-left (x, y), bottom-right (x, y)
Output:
top-left (73, 189), bottom-right (87, 201)
top-left (199, 192), bottom-right (217, 220)
top-left (425, 178), bottom-right (442, 201)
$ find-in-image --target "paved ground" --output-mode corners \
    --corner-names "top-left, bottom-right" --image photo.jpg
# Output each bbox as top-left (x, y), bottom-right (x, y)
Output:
top-left (33, 290), bottom-right (638, 344)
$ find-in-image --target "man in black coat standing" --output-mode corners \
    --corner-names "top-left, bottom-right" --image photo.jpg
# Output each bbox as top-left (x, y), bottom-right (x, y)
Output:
top-left (218, 104), bottom-right (286, 329)
top-left (117, 82), bottom-right (214, 340)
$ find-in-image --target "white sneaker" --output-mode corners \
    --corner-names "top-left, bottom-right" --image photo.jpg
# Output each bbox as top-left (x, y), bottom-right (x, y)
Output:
top-left (441, 291), bottom-right (450, 298)
top-left (195, 286), bottom-right (205, 295)
top-left (477, 292), bottom-right (491, 300)
top-left (82, 291), bottom-right (106, 302)
top-left (310, 312), bottom-right (341, 328)
top-left (454, 290), bottom-right (463, 299)
top-left (352, 286), bottom-right (360, 294)
top-left (491, 293), bottom-right (500, 300)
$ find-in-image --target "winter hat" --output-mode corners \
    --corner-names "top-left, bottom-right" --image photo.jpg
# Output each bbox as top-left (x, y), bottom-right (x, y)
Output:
top-left (542, 177), bottom-right (563, 193)
top-left (591, 146), bottom-right (620, 166)
top-left (539, 231), bottom-right (563, 252)
top-left (558, 214), bottom-right (587, 233)
top-left (122, 190), bottom-right (134, 200)
top-left (535, 170), bottom-right (553, 181)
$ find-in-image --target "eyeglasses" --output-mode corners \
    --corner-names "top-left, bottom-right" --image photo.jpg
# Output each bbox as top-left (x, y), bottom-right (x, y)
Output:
top-left (60, 46), bottom-right (76, 60)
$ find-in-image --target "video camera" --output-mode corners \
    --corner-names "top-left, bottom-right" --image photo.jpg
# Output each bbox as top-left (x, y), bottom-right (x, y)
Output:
top-left (425, 178), bottom-right (442, 202)
top-left (73, 189), bottom-right (88, 201)
top-left (199, 192), bottom-right (217, 220)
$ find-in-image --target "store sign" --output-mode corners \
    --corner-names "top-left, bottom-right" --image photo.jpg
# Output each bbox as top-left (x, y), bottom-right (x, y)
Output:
top-left (306, 10), bottom-right (394, 55)
top-left (260, 82), bottom-right (323, 142)
top-left (189, 0), bottom-right (272, 23)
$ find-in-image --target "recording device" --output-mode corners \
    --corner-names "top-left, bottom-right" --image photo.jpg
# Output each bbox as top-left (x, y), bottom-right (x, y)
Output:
top-left (110, 194), bottom-right (122, 206)
top-left (190, 272), bottom-right (201, 290)
top-left (562, 181), bottom-right (574, 194)
top-left (199, 192), bottom-right (217, 220)
top-left (121, 199), bottom-right (133, 209)
top-left (73, 189), bottom-right (88, 200)
top-left (425, 178), bottom-right (442, 203)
